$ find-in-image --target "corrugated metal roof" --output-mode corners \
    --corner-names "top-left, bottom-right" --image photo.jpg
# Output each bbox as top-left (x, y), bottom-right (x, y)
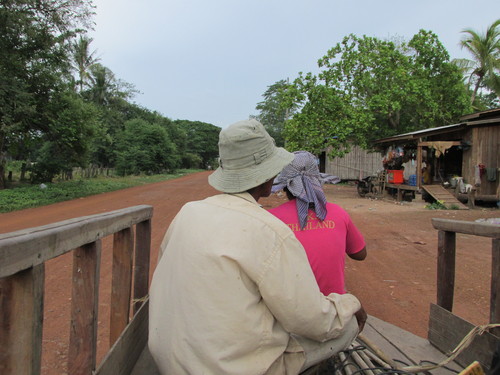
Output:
top-left (460, 107), bottom-right (500, 121)
top-left (373, 123), bottom-right (465, 144)
top-left (374, 109), bottom-right (500, 145)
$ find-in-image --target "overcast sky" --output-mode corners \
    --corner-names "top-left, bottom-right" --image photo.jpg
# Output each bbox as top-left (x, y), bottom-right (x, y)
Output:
top-left (89, 0), bottom-right (499, 129)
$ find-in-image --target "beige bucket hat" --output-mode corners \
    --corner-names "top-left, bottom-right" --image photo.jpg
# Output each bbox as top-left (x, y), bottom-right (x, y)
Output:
top-left (208, 119), bottom-right (294, 193)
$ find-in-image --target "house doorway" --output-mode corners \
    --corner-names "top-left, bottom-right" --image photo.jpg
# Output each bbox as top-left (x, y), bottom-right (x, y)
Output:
top-left (426, 146), bottom-right (463, 184)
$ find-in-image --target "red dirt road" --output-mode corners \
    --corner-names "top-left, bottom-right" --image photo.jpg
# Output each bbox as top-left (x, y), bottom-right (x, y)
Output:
top-left (1, 171), bottom-right (497, 374)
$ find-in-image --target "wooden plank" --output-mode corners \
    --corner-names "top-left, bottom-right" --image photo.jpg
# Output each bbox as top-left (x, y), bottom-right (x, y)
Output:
top-left (361, 315), bottom-right (463, 374)
top-left (130, 347), bottom-right (160, 375)
top-left (432, 218), bottom-right (500, 238)
top-left (125, 313), bottom-right (468, 375)
top-left (96, 298), bottom-right (150, 375)
top-left (492, 239), bottom-right (500, 337)
top-left (385, 183), bottom-right (419, 190)
top-left (418, 141), bottom-right (461, 147)
top-left (133, 220), bottom-right (151, 314)
top-left (385, 184), bottom-right (419, 202)
top-left (437, 230), bottom-right (456, 311)
top-left (428, 304), bottom-right (499, 371)
top-left (0, 264), bottom-right (44, 375)
top-left (423, 185), bottom-right (468, 209)
top-left (0, 205), bottom-right (153, 278)
top-left (110, 228), bottom-right (134, 346)
top-left (473, 125), bottom-right (500, 196)
top-left (68, 241), bottom-right (101, 375)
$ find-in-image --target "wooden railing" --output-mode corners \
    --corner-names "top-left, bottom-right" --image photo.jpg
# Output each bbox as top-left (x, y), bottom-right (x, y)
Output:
top-left (429, 218), bottom-right (499, 370)
top-left (0, 205), bottom-right (153, 375)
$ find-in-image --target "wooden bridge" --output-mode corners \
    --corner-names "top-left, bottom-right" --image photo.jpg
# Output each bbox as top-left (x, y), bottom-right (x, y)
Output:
top-left (1, 207), bottom-right (498, 374)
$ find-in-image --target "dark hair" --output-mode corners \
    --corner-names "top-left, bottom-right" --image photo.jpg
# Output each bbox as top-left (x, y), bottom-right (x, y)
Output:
top-left (284, 187), bottom-right (295, 201)
top-left (284, 187), bottom-right (315, 209)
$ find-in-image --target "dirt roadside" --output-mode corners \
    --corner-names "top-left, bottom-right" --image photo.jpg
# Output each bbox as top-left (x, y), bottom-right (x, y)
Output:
top-left (0, 171), bottom-right (497, 374)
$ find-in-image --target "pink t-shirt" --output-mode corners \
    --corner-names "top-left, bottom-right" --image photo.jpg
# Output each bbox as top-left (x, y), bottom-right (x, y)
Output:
top-left (269, 200), bottom-right (365, 295)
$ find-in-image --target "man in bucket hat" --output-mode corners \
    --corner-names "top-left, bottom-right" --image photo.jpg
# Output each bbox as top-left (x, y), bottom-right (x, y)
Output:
top-left (149, 119), bottom-right (366, 375)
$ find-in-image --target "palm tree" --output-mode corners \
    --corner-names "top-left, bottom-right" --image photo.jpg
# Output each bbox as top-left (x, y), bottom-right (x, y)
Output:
top-left (72, 36), bottom-right (99, 93)
top-left (87, 63), bottom-right (116, 106)
top-left (83, 62), bottom-right (138, 108)
top-left (453, 19), bottom-right (500, 104)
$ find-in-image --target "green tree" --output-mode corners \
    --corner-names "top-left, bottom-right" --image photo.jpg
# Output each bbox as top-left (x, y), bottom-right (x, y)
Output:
top-left (255, 79), bottom-right (299, 146)
top-left (80, 63), bottom-right (141, 169)
top-left (0, 0), bottom-right (94, 188)
top-left (114, 119), bottom-right (180, 176)
top-left (453, 19), bottom-right (500, 104)
top-left (30, 91), bottom-right (100, 183)
top-left (284, 74), bottom-right (372, 157)
top-left (405, 30), bottom-right (471, 128)
top-left (88, 101), bottom-right (187, 170)
top-left (130, 109), bottom-right (187, 159)
top-left (285, 31), bottom-right (471, 157)
top-left (174, 120), bottom-right (220, 168)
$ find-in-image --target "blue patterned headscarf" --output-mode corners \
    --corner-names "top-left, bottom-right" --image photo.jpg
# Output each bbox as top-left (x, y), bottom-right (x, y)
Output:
top-left (272, 151), bottom-right (327, 230)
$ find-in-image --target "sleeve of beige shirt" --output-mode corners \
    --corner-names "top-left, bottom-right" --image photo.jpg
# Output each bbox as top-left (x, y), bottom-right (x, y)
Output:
top-left (258, 231), bottom-right (361, 342)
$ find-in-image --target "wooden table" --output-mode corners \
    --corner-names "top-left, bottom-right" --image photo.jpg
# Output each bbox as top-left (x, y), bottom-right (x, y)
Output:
top-left (385, 183), bottom-right (419, 202)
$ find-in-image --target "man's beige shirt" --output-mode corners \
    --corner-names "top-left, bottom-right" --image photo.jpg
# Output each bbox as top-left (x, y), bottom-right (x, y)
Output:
top-left (149, 193), bottom-right (360, 375)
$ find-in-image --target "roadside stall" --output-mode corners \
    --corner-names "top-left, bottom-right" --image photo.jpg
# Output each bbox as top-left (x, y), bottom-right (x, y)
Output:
top-left (378, 145), bottom-right (420, 202)
top-left (373, 108), bottom-right (500, 208)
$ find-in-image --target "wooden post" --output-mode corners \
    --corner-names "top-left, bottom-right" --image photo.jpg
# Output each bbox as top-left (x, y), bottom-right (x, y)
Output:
top-left (397, 187), bottom-right (403, 202)
top-left (68, 241), bottom-right (101, 375)
top-left (133, 219), bottom-right (151, 314)
top-left (437, 230), bottom-right (456, 311)
top-left (416, 144), bottom-right (422, 189)
top-left (468, 188), bottom-right (476, 209)
top-left (0, 264), bottom-right (44, 375)
top-left (110, 227), bottom-right (134, 345)
top-left (491, 239), bottom-right (500, 337)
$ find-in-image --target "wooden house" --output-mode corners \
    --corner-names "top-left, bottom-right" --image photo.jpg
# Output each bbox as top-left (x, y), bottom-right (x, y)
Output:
top-left (374, 108), bottom-right (500, 206)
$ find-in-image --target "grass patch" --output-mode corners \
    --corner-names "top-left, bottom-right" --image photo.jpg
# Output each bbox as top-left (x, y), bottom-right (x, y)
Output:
top-left (0, 169), bottom-right (202, 213)
top-left (425, 200), bottom-right (448, 210)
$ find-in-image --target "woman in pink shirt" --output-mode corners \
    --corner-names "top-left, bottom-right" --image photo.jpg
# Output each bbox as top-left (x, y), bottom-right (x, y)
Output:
top-left (269, 151), bottom-right (367, 295)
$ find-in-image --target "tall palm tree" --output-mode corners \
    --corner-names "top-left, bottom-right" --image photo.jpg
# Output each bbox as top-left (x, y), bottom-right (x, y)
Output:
top-left (453, 19), bottom-right (500, 104)
top-left (72, 36), bottom-right (99, 93)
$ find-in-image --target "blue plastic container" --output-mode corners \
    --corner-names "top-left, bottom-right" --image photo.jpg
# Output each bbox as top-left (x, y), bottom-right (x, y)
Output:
top-left (408, 174), bottom-right (417, 186)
